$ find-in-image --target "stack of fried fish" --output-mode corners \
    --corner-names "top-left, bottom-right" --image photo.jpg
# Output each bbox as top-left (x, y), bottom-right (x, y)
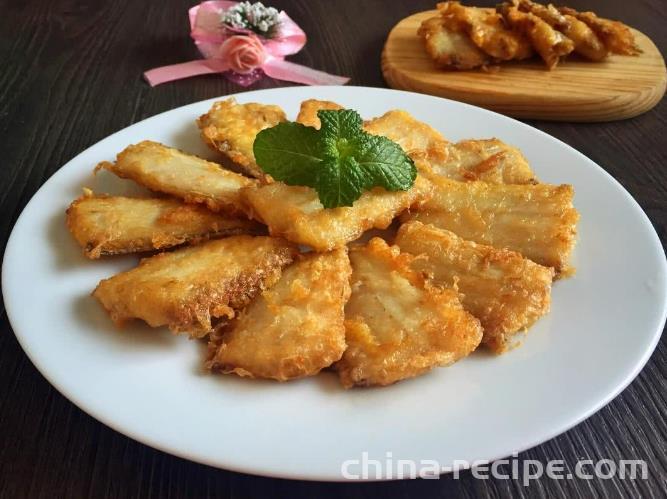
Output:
top-left (420, 0), bottom-right (640, 70)
top-left (66, 97), bottom-right (578, 387)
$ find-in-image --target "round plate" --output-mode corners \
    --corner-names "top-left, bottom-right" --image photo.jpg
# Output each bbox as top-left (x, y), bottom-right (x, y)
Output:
top-left (3, 86), bottom-right (666, 481)
top-left (382, 10), bottom-right (667, 122)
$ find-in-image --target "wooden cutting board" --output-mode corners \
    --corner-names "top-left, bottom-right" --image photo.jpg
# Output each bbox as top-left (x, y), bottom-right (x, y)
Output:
top-left (382, 10), bottom-right (666, 121)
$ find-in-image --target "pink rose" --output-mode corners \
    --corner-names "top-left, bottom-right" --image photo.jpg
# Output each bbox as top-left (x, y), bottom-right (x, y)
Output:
top-left (218, 35), bottom-right (266, 74)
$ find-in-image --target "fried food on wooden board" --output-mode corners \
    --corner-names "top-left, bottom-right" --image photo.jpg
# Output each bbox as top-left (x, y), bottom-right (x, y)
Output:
top-left (437, 1), bottom-right (534, 61)
top-left (498, 3), bottom-right (574, 69)
top-left (242, 176), bottom-right (433, 251)
top-left (395, 221), bottom-right (554, 353)
top-left (336, 238), bottom-right (482, 388)
top-left (515, 0), bottom-right (607, 61)
top-left (197, 98), bottom-right (287, 178)
top-left (93, 236), bottom-right (297, 337)
top-left (66, 191), bottom-right (261, 258)
top-left (207, 248), bottom-right (352, 381)
top-left (96, 140), bottom-right (254, 214)
top-left (402, 177), bottom-right (578, 274)
top-left (559, 7), bottom-right (641, 55)
top-left (296, 99), bottom-right (345, 128)
top-left (418, 15), bottom-right (492, 70)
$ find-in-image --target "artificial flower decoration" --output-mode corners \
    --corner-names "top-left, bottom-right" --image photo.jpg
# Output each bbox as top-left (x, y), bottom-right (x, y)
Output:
top-left (144, 1), bottom-right (349, 87)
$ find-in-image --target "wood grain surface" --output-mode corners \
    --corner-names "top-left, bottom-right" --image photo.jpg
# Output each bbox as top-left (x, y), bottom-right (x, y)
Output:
top-left (0, 0), bottom-right (665, 498)
top-left (383, 10), bottom-right (667, 121)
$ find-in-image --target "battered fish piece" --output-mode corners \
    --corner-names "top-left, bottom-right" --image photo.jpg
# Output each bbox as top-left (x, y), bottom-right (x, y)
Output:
top-left (363, 109), bottom-right (449, 159)
top-left (418, 15), bottom-right (491, 70)
top-left (66, 191), bottom-right (261, 259)
top-left (559, 7), bottom-right (640, 55)
top-left (515, 0), bottom-right (607, 61)
top-left (437, 1), bottom-right (533, 61)
top-left (207, 248), bottom-right (351, 381)
top-left (336, 238), bottom-right (482, 388)
top-left (296, 99), bottom-right (344, 129)
top-left (499, 3), bottom-right (574, 69)
top-left (395, 221), bottom-right (554, 353)
top-left (402, 177), bottom-right (579, 273)
top-left (242, 176), bottom-right (433, 251)
top-left (197, 98), bottom-right (287, 178)
top-left (96, 141), bottom-right (254, 214)
top-left (93, 236), bottom-right (297, 337)
top-left (422, 138), bottom-right (537, 184)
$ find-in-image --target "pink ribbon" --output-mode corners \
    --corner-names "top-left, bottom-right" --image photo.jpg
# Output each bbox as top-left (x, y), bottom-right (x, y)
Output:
top-left (144, 1), bottom-right (349, 87)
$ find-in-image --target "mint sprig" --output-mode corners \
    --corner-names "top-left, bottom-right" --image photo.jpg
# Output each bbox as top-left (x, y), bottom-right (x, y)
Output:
top-left (253, 109), bottom-right (417, 208)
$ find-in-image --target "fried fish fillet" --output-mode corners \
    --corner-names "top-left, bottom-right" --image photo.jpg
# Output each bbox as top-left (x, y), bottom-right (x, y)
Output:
top-left (418, 15), bottom-right (491, 70)
top-left (363, 109), bottom-right (449, 158)
top-left (559, 7), bottom-right (640, 55)
top-left (242, 176), bottom-right (433, 251)
top-left (207, 248), bottom-right (352, 381)
top-left (395, 221), bottom-right (554, 353)
top-left (197, 98), bottom-right (287, 178)
top-left (515, 0), bottom-right (607, 61)
top-left (498, 3), bottom-right (574, 69)
top-left (96, 141), bottom-right (254, 214)
top-left (93, 236), bottom-right (297, 337)
top-left (402, 177), bottom-right (579, 274)
top-left (66, 191), bottom-right (261, 259)
top-left (421, 138), bottom-right (537, 184)
top-left (336, 238), bottom-right (482, 388)
top-left (296, 99), bottom-right (344, 129)
top-left (437, 1), bottom-right (533, 61)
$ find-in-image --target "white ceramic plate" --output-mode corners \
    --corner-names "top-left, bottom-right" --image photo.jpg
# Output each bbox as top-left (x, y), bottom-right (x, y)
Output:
top-left (3, 86), bottom-right (666, 481)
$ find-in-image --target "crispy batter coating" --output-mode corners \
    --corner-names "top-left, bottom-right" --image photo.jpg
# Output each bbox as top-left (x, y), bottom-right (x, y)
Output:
top-left (395, 221), bottom-right (554, 353)
top-left (419, 138), bottom-right (537, 184)
top-left (499, 3), bottom-right (574, 69)
top-left (196, 98), bottom-right (287, 178)
top-left (336, 238), bottom-right (482, 388)
top-left (93, 236), bottom-right (297, 337)
top-left (296, 99), bottom-right (344, 129)
top-left (363, 109), bottom-right (449, 158)
top-left (559, 7), bottom-right (640, 55)
top-left (437, 1), bottom-right (533, 61)
top-left (242, 176), bottom-right (433, 251)
top-left (96, 140), bottom-right (253, 214)
top-left (418, 15), bottom-right (491, 70)
top-left (516, 0), bottom-right (607, 61)
top-left (402, 177), bottom-right (579, 274)
top-left (207, 248), bottom-right (352, 381)
top-left (66, 191), bottom-right (261, 259)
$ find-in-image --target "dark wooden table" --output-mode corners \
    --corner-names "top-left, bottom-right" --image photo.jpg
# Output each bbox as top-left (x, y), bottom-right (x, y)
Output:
top-left (0, 0), bottom-right (665, 497)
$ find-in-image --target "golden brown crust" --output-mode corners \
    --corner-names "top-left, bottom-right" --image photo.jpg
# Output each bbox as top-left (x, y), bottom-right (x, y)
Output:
top-left (418, 15), bottom-right (492, 70)
top-left (97, 140), bottom-right (254, 214)
top-left (498, 3), bottom-right (574, 69)
top-left (559, 7), bottom-right (640, 55)
top-left (92, 236), bottom-right (297, 337)
top-left (395, 221), bottom-right (554, 353)
top-left (241, 176), bottom-right (433, 251)
top-left (196, 98), bottom-right (287, 178)
top-left (402, 177), bottom-right (579, 273)
top-left (363, 109), bottom-right (449, 158)
top-left (419, 138), bottom-right (537, 184)
top-left (66, 192), bottom-right (261, 259)
top-left (437, 1), bottom-right (534, 61)
top-left (296, 99), bottom-right (345, 129)
top-left (335, 238), bottom-right (482, 388)
top-left (207, 248), bottom-right (352, 381)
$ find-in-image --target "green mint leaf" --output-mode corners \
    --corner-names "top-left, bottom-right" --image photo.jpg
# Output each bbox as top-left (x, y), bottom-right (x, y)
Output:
top-left (253, 122), bottom-right (325, 185)
top-left (253, 109), bottom-right (416, 208)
